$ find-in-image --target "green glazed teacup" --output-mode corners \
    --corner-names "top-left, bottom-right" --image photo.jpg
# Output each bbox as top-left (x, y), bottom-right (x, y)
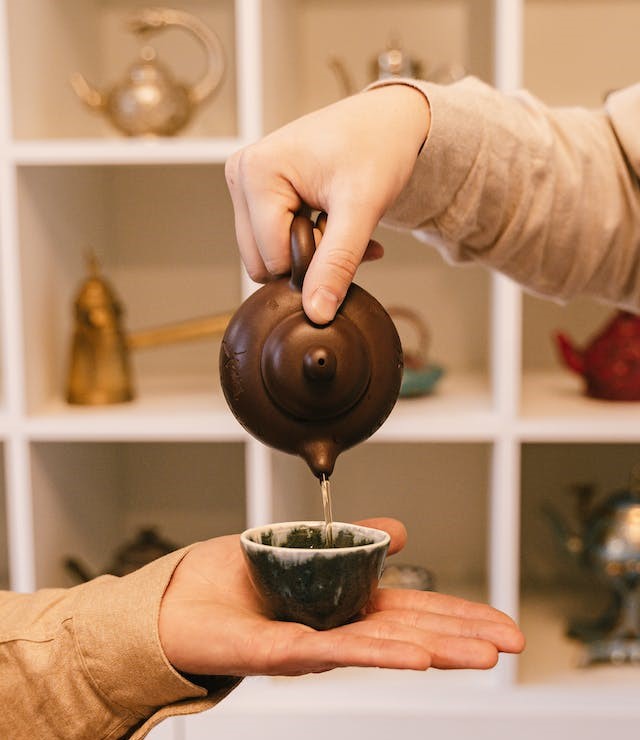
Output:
top-left (240, 521), bottom-right (390, 631)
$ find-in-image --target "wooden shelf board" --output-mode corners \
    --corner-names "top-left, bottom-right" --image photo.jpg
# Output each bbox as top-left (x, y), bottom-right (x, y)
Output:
top-left (11, 137), bottom-right (247, 166)
top-left (25, 375), bottom-right (247, 441)
top-left (375, 372), bottom-right (497, 441)
top-left (518, 372), bottom-right (640, 441)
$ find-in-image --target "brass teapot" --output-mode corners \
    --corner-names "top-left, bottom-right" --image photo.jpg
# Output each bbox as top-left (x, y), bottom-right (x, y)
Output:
top-left (71, 7), bottom-right (225, 136)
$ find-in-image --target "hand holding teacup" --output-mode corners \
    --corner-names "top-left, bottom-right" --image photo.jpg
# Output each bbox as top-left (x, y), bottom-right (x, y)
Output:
top-left (158, 517), bottom-right (525, 677)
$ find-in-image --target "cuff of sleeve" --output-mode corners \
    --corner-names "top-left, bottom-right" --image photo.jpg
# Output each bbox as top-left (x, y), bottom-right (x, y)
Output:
top-left (605, 83), bottom-right (640, 178)
top-left (364, 76), bottom-right (487, 231)
top-left (73, 546), bottom-right (207, 718)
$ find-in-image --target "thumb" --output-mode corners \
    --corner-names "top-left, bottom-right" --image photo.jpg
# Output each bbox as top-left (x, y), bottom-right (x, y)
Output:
top-left (301, 204), bottom-right (380, 324)
top-left (355, 517), bottom-right (408, 556)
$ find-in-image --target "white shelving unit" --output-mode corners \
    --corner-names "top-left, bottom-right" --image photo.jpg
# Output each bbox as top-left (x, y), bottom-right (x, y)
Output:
top-left (0, 1), bottom-right (639, 738)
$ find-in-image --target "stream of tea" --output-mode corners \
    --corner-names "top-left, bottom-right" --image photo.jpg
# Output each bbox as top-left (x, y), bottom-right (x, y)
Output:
top-left (320, 474), bottom-right (334, 547)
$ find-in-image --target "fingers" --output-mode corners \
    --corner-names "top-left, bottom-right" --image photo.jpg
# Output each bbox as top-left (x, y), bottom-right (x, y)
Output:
top-left (225, 147), bottom-right (301, 282)
top-left (342, 616), bottom-right (500, 670)
top-left (372, 588), bottom-right (520, 629)
top-left (248, 603), bottom-right (516, 676)
top-left (355, 517), bottom-right (407, 556)
top-left (364, 607), bottom-right (524, 659)
top-left (302, 201), bottom-right (382, 324)
top-left (249, 622), bottom-right (432, 676)
top-left (225, 153), bottom-right (268, 282)
top-left (367, 589), bottom-right (526, 665)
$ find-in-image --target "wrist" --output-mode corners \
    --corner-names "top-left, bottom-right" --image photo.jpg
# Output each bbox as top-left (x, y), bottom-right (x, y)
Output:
top-left (364, 80), bottom-right (431, 154)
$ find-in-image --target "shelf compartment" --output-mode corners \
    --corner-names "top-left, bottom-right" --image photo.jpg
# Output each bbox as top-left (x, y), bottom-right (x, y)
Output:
top-left (522, 293), bottom-right (613, 377)
top-left (25, 374), bottom-right (244, 442)
top-left (520, 292), bottom-right (640, 439)
top-left (520, 442), bottom-right (640, 587)
top-left (519, 372), bottom-right (640, 441)
top-left (519, 588), bottom-right (640, 690)
top-left (16, 164), bottom-right (241, 416)
top-left (6, 0), bottom-right (237, 140)
top-left (379, 372), bottom-right (495, 441)
top-left (271, 442), bottom-right (491, 601)
top-left (524, 0), bottom-right (640, 107)
top-left (360, 225), bottom-right (494, 425)
top-left (519, 442), bottom-right (640, 687)
top-left (262, 0), bottom-right (494, 131)
top-left (30, 440), bottom-right (247, 589)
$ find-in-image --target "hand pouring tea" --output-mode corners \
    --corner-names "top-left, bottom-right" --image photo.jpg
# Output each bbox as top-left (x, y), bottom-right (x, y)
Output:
top-left (220, 210), bottom-right (402, 628)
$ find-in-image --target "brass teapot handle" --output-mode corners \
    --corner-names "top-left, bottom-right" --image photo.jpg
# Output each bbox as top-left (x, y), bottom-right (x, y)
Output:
top-left (129, 6), bottom-right (225, 105)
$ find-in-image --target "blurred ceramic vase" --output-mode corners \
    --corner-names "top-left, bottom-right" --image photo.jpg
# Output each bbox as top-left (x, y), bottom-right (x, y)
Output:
top-left (389, 306), bottom-right (444, 398)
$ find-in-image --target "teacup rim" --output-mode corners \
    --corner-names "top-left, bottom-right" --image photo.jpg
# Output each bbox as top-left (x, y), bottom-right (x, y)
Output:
top-left (240, 520), bottom-right (390, 554)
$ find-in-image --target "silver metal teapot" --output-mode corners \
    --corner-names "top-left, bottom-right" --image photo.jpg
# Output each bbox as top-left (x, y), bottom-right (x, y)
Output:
top-left (328, 40), bottom-right (464, 98)
top-left (71, 7), bottom-right (225, 136)
top-left (546, 476), bottom-right (640, 664)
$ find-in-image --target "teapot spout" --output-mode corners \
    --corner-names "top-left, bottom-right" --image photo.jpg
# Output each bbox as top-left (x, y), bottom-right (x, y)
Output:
top-left (70, 72), bottom-right (105, 111)
top-left (554, 332), bottom-right (585, 375)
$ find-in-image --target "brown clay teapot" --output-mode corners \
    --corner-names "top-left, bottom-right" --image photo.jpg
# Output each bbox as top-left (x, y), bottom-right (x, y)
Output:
top-left (219, 212), bottom-right (403, 477)
top-left (554, 310), bottom-right (640, 401)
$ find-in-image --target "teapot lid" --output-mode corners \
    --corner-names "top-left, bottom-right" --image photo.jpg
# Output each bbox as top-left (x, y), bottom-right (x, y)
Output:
top-left (220, 212), bottom-right (403, 477)
top-left (74, 254), bottom-right (123, 315)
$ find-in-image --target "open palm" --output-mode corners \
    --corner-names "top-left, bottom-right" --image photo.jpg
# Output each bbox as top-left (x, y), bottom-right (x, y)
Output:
top-left (158, 518), bottom-right (524, 677)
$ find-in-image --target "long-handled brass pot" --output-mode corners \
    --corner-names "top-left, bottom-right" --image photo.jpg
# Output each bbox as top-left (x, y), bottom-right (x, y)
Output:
top-left (65, 258), bottom-right (231, 405)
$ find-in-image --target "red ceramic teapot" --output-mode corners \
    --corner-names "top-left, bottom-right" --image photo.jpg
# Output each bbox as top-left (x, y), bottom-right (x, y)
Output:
top-left (554, 310), bottom-right (640, 400)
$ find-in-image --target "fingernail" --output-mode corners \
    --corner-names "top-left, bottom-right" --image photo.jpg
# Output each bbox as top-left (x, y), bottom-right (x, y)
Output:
top-left (309, 287), bottom-right (340, 324)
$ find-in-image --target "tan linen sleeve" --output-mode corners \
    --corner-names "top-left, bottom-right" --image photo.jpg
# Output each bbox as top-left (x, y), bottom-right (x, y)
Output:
top-left (369, 76), bottom-right (640, 312)
top-left (0, 547), bottom-right (241, 739)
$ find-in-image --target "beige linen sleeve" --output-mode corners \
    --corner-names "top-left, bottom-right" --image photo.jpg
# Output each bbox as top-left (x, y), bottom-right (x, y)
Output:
top-left (370, 77), bottom-right (640, 312)
top-left (0, 547), bottom-right (240, 739)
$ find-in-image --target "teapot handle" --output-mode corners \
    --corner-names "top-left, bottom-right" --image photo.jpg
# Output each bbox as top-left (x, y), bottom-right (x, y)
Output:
top-left (290, 213), bottom-right (315, 291)
top-left (290, 210), bottom-right (328, 292)
top-left (128, 7), bottom-right (225, 105)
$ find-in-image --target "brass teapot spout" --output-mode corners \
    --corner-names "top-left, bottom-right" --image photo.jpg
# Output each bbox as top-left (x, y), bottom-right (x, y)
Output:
top-left (71, 6), bottom-right (225, 136)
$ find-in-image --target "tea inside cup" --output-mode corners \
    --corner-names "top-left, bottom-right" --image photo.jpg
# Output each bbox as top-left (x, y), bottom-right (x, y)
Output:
top-left (240, 521), bottom-right (390, 631)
